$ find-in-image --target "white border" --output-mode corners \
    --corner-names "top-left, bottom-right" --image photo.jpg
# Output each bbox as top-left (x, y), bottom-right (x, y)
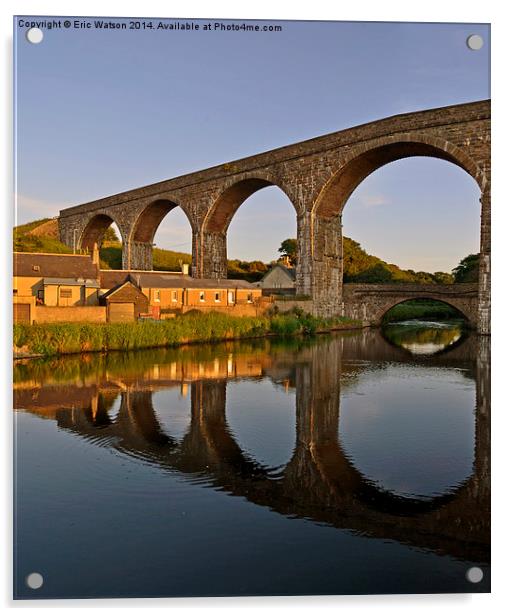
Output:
top-left (2, 1), bottom-right (510, 614)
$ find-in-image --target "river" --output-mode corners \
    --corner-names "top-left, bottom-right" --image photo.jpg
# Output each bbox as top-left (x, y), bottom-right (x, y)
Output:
top-left (13, 322), bottom-right (490, 598)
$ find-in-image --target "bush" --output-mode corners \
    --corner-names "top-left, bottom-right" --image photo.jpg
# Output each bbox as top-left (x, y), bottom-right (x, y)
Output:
top-left (13, 324), bottom-right (28, 348)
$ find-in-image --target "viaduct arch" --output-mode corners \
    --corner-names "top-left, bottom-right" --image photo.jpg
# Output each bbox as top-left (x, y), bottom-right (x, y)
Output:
top-left (58, 100), bottom-right (490, 333)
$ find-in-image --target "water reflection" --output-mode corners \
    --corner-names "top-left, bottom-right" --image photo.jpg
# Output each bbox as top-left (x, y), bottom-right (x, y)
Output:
top-left (382, 320), bottom-right (466, 354)
top-left (339, 366), bottom-right (476, 500)
top-left (14, 331), bottom-right (490, 576)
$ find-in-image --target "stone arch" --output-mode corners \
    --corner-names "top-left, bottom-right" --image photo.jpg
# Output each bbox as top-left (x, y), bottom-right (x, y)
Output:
top-left (313, 134), bottom-right (487, 219)
top-left (309, 134), bottom-right (489, 332)
top-left (127, 197), bottom-right (195, 271)
top-left (131, 198), bottom-right (196, 244)
top-left (376, 296), bottom-right (476, 328)
top-left (199, 175), bottom-right (299, 279)
top-left (78, 212), bottom-right (125, 252)
top-left (203, 175), bottom-right (299, 235)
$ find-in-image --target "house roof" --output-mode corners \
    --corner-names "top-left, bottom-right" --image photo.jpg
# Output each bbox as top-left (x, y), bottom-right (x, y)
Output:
top-left (259, 263), bottom-right (296, 283)
top-left (100, 270), bottom-right (257, 290)
top-left (100, 270), bottom-right (181, 290)
top-left (183, 277), bottom-right (256, 290)
top-left (100, 278), bottom-right (147, 300)
top-left (14, 252), bottom-right (99, 279)
top-left (43, 277), bottom-right (100, 288)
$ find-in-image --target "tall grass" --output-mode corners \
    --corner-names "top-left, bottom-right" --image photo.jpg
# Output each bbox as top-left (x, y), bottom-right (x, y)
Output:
top-left (14, 312), bottom-right (361, 357)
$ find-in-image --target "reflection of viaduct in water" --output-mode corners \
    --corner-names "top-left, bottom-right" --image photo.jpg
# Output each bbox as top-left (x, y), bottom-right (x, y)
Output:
top-left (16, 335), bottom-right (490, 563)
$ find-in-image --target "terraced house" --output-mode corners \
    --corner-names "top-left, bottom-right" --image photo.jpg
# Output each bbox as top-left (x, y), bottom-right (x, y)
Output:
top-left (13, 248), bottom-right (263, 324)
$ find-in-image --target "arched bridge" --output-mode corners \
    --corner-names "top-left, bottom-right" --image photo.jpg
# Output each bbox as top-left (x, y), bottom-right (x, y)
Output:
top-left (343, 282), bottom-right (479, 327)
top-left (58, 100), bottom-right (490, 333)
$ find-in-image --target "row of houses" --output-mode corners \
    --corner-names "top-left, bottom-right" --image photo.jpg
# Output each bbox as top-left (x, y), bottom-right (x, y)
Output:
top-left (13, 250), bottom-right (271, 324)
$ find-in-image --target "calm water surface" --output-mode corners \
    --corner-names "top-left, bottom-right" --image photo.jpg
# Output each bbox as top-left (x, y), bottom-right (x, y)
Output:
top-left (14, 324), bottom-right (490, 598)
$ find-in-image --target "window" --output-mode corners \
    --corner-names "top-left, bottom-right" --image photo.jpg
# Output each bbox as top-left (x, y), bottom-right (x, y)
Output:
top-left (228, 291), bottom-right (234, 304)
top-left (32, 265), bottom-right (40, 272)
top-left (154, 289), bottom-right (161, 303)
top-left (247, 292), bottom-right (253, 304)
top-left (214, 292), bottom-right (221, 303)
top-left (60, 288), bottom-right (72, 299)
top-left (13, 289), bottom-right (18, 296)
top-left (199, 291), bottom-right (205, 302)
top-left (172, 291), bottom-right (178, 303)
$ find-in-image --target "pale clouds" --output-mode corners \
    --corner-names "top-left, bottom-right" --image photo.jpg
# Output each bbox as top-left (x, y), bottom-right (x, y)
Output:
top-left (153, 220), bottom-right (192, 250)
top-left (15, 194), bottom-right (71, 226)
top-left (356, 193), bottom-right (391, 208)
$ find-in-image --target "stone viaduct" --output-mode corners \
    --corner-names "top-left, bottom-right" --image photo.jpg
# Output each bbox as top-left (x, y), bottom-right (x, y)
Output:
top-left (58, 100), bottom-right (490, 333)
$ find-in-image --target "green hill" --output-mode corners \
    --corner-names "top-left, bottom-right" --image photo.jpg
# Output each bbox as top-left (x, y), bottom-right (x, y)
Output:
top-left (14, 219), bottom-right (73, 254)
top-left (342, 237), bottom-right (454, 284)
top-left (13, 220), bottom-right (193, 270)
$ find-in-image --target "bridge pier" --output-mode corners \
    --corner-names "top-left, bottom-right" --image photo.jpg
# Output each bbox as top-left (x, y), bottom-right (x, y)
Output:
top-left (123, 240), bottom-right (153, 270)
top-left (197, 230), bottom-right (227, 279)
top-left (310, 214), bottom-right (344, 316)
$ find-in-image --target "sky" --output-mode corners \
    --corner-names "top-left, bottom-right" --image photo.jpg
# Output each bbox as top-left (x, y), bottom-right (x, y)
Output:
top-left (14, 17), bottom-right (489, 272)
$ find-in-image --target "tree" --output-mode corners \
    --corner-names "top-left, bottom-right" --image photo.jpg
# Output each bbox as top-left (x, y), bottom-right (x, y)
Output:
top-left (248, 261), bottom-right (267, 273)
top-left (101, 226), bottom-right (120, 244)
top-left (432, 271), bottom-right (454, 284)
top-left (278, 238), bottom-right (297, 266)
top-left (452, 254), bottom-right (479, 283)
top-left (351, 263), bottom-right (394, 283)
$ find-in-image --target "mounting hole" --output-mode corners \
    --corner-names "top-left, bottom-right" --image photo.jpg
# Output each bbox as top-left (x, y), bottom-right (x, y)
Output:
top-left (25, 572), bottom-right (44, 589)
top-left (26, 27), bottom-right (44, 44)
top-left (466, 34), bottom-right (484, 51)
top-left (466, 566), bottom-right (484, 583)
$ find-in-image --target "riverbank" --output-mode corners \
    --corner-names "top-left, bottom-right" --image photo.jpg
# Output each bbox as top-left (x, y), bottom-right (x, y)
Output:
top-left (13, 312), bottom-right (363, 358)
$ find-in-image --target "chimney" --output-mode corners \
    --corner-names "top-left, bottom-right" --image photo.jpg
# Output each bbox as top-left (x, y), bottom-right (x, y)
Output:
top-left (92, 242), bottom-right (100, 267)
top-left (182, 263), bottom-right (190, 276)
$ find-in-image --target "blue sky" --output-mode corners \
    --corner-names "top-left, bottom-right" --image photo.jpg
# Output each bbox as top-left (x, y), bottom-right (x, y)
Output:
top-left (14, 18), bottom-right (489, 271)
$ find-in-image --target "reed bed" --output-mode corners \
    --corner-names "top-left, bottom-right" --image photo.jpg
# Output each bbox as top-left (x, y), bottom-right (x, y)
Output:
top-left (14, 311), bottom-right (361, 357)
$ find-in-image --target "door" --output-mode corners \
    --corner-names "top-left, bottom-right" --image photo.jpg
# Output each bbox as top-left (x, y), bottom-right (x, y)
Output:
top-left (13, 303), bottom-right (30, 324)
top-left (108, 302), bottom-right (135, 323)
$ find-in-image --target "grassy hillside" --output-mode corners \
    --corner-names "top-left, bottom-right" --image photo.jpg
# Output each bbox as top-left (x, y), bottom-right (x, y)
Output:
top-left (13, 221), bottom-right (193, 270)
top-left (154, 247), bottom-right (192, 271)
top-left (343, 237), bottom-right (454, 284)
top-left (15, 219), bottom-right (53, 235)
top-left (97, 244), bottom-right (193, 270)
top-left (14, 219), bottom-right (73, 254)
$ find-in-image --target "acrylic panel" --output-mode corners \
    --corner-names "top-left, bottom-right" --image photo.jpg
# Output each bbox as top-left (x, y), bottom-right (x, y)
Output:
top-left (13, 16), bottom-right (490, 599)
